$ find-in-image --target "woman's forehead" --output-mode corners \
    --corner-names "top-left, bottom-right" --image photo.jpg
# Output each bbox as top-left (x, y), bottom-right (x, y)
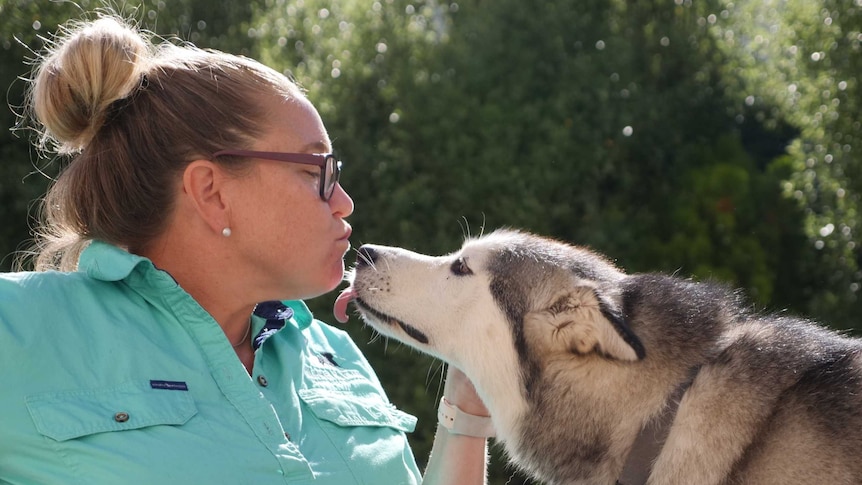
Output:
top-left (258, 98), bottom-right (331, 152)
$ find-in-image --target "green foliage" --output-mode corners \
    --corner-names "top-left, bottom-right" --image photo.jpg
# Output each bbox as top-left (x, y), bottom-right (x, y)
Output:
top-left (0, 0), bottom-right (67, 269)
top-left (715, 0), bottom-right (862, 326)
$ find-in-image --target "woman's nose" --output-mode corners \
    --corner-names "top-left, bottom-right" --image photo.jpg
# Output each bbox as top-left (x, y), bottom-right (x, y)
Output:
top-left (330, 183), bottom-right (354, 217)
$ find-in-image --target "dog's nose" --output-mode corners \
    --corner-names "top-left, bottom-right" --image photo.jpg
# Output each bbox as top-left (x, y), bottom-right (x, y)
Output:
top-left (356, 245), bottom-right (378, 267)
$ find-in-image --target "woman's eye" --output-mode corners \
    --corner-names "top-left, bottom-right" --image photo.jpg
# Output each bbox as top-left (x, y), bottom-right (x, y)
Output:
top-left (450, 257), bottom-right (473, 276)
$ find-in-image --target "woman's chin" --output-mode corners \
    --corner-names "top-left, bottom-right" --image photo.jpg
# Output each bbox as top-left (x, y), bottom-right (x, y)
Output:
top-left (307, 266), bottom-right (348, 300)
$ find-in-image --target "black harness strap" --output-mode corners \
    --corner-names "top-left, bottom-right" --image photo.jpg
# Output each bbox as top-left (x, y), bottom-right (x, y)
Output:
top-left (616, 368), bottom-right (700, 485)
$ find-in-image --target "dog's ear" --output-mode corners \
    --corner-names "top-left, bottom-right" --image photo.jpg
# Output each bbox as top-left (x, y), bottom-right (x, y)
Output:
top-left (525, 286), bottom-right (645, 361)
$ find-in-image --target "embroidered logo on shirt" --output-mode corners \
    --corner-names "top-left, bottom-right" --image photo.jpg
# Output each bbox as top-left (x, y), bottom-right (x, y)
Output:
top-left (317, 351), bottom-right (340, 367)
top-left (252, 301), bottom-right (294, 350)
top-left (150, 380), bottom-right (189, 391)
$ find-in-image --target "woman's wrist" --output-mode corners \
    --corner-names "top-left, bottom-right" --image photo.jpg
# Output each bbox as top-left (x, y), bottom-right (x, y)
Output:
top-left (423, 367), bottom-right (490, 485)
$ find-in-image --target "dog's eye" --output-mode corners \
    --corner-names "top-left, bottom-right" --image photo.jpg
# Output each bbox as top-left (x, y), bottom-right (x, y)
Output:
top-left (450, 257), bottom-right (473, 276)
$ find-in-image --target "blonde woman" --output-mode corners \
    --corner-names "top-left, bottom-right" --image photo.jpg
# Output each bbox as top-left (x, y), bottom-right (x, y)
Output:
top-left (0, 14), bottom-right (490, 484)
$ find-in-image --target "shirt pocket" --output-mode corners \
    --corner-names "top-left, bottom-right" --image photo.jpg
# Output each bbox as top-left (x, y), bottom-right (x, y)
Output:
top-left (26, 381), bottom-right (198, 441)
top-left (298, 387), bottom-right (420, 483)
top-left (298, 387), bottom-right (417, 432)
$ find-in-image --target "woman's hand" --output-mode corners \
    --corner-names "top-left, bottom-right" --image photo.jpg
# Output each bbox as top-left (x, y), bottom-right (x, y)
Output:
top-left (422, 365), bottom-right (490, 485)
top-left (442, 366), bottom-right (489, 417)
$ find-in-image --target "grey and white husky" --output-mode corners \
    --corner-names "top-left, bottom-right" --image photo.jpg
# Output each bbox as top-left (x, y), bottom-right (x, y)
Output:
top-left (334, 230), bottom-right (862, 485)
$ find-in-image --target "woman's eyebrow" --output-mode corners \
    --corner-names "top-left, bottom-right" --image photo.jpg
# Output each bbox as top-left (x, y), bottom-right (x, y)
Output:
top-left (300, 141), bottom-right (330, 153)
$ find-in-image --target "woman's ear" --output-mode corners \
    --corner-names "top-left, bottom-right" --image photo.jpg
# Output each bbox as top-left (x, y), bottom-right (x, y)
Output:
top-left (181, 160), bottom-right (232, 235)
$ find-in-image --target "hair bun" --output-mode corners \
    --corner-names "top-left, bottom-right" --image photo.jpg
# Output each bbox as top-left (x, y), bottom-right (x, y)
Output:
top-left (31, 16), bottom-right (150, 153)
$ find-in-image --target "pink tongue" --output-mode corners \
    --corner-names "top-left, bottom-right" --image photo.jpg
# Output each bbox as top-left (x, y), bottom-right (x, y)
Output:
top-left (333, 287), bottom-right (357, 323)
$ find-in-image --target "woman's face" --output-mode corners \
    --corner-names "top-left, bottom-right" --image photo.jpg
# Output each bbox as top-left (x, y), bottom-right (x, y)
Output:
top-left (226, 96), bottom-right (354, 301)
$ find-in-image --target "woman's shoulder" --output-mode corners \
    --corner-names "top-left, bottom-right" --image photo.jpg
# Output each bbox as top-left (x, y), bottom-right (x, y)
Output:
top-left (287, 303), bottom-right (380, 373)
top-left (0, 269), bottom-right (94, 293)
top-left (0, 269), bottom-right (87, 291)
top-left (0, 270), bottom-right (105, 321)
top-left (300, 308), bottom-right (358, 351)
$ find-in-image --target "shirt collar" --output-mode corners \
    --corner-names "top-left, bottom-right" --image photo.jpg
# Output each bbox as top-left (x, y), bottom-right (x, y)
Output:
top-left (265, 300), bottom-right (315, 331)
top-left (78, 240), bottom-right (154, 282)
top-left (78, 240), bottom-right (316, 331)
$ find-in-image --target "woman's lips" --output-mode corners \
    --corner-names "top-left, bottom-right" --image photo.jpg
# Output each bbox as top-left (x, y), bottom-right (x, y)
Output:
top-left (338, 224), bottom-right (352, 241)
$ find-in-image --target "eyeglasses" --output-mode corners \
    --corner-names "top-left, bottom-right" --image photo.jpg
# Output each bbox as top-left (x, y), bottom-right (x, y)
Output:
top-left (212, 149), bottom-right (342, 201)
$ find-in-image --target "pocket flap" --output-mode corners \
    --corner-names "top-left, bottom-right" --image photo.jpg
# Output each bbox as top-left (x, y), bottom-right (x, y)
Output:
top-left (26, 382), bottom-right (198, 441)
top-left (299, 388), bottom-right (417, 432)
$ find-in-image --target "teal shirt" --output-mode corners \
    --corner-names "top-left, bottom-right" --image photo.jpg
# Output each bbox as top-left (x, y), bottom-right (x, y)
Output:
top-left (0, 241), bottom-right (422, 485)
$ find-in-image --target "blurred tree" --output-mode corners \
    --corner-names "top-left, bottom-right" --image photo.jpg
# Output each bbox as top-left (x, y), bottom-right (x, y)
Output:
top-left (0, 0), bottom-right (68, 270)
top-left (715, 0), bottom-right (862, 329)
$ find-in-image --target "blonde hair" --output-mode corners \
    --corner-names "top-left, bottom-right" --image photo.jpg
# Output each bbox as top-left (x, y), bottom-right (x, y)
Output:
top-left (23, 14), bottom-right (305, 271)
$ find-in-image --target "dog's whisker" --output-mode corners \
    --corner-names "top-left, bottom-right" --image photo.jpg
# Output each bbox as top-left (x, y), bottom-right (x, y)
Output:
top-left (459, 216), bottom-right (471, 241)
top-left (430, 361), bottom-right (447, 403)
top-left (349, 243), bottom-right (381, 272)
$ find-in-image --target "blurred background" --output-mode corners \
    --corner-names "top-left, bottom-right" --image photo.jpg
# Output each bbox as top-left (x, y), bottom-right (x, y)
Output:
top-left (1, 0), bottom-right (859, 483)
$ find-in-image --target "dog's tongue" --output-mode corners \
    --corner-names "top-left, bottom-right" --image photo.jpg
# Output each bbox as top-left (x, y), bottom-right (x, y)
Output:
top-left (333, 287), bottom-right (357, 323)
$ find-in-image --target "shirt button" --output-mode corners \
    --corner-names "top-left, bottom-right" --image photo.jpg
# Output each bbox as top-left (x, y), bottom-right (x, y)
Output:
top-left (114, 412), bottom-right (130, 423)
top-left (257, 375), bottom-right (268, 387)
top-left (284, 432), bottom-right (291, 441)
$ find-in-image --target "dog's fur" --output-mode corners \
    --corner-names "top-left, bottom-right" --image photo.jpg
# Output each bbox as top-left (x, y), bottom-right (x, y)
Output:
top-left (341, 230), bottom-right (862, 485)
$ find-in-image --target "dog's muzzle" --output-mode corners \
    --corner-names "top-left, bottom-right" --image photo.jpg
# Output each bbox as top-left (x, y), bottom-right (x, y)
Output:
top-left (333, 245), bottom-right (430, 345)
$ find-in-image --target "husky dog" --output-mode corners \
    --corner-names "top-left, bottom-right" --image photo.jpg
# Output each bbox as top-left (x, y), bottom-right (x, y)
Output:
top-left (334, 230), bottom-right (862, 485)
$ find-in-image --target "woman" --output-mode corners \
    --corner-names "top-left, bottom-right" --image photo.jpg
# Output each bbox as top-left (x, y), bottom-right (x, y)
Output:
top-left (0, 14), bottom-right (490, 484)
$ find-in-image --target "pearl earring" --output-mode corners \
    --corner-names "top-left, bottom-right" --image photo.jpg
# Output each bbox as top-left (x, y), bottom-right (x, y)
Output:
top-left (222, 227), bottom-right (232, 237)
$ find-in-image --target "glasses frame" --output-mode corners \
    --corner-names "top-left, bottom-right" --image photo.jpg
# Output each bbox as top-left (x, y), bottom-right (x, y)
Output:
top-left (212, 149), bottom-right (342, 201)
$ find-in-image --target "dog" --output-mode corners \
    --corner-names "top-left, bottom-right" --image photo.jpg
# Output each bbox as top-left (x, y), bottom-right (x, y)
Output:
top-left (333, 229), bottom-right (862, 485)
